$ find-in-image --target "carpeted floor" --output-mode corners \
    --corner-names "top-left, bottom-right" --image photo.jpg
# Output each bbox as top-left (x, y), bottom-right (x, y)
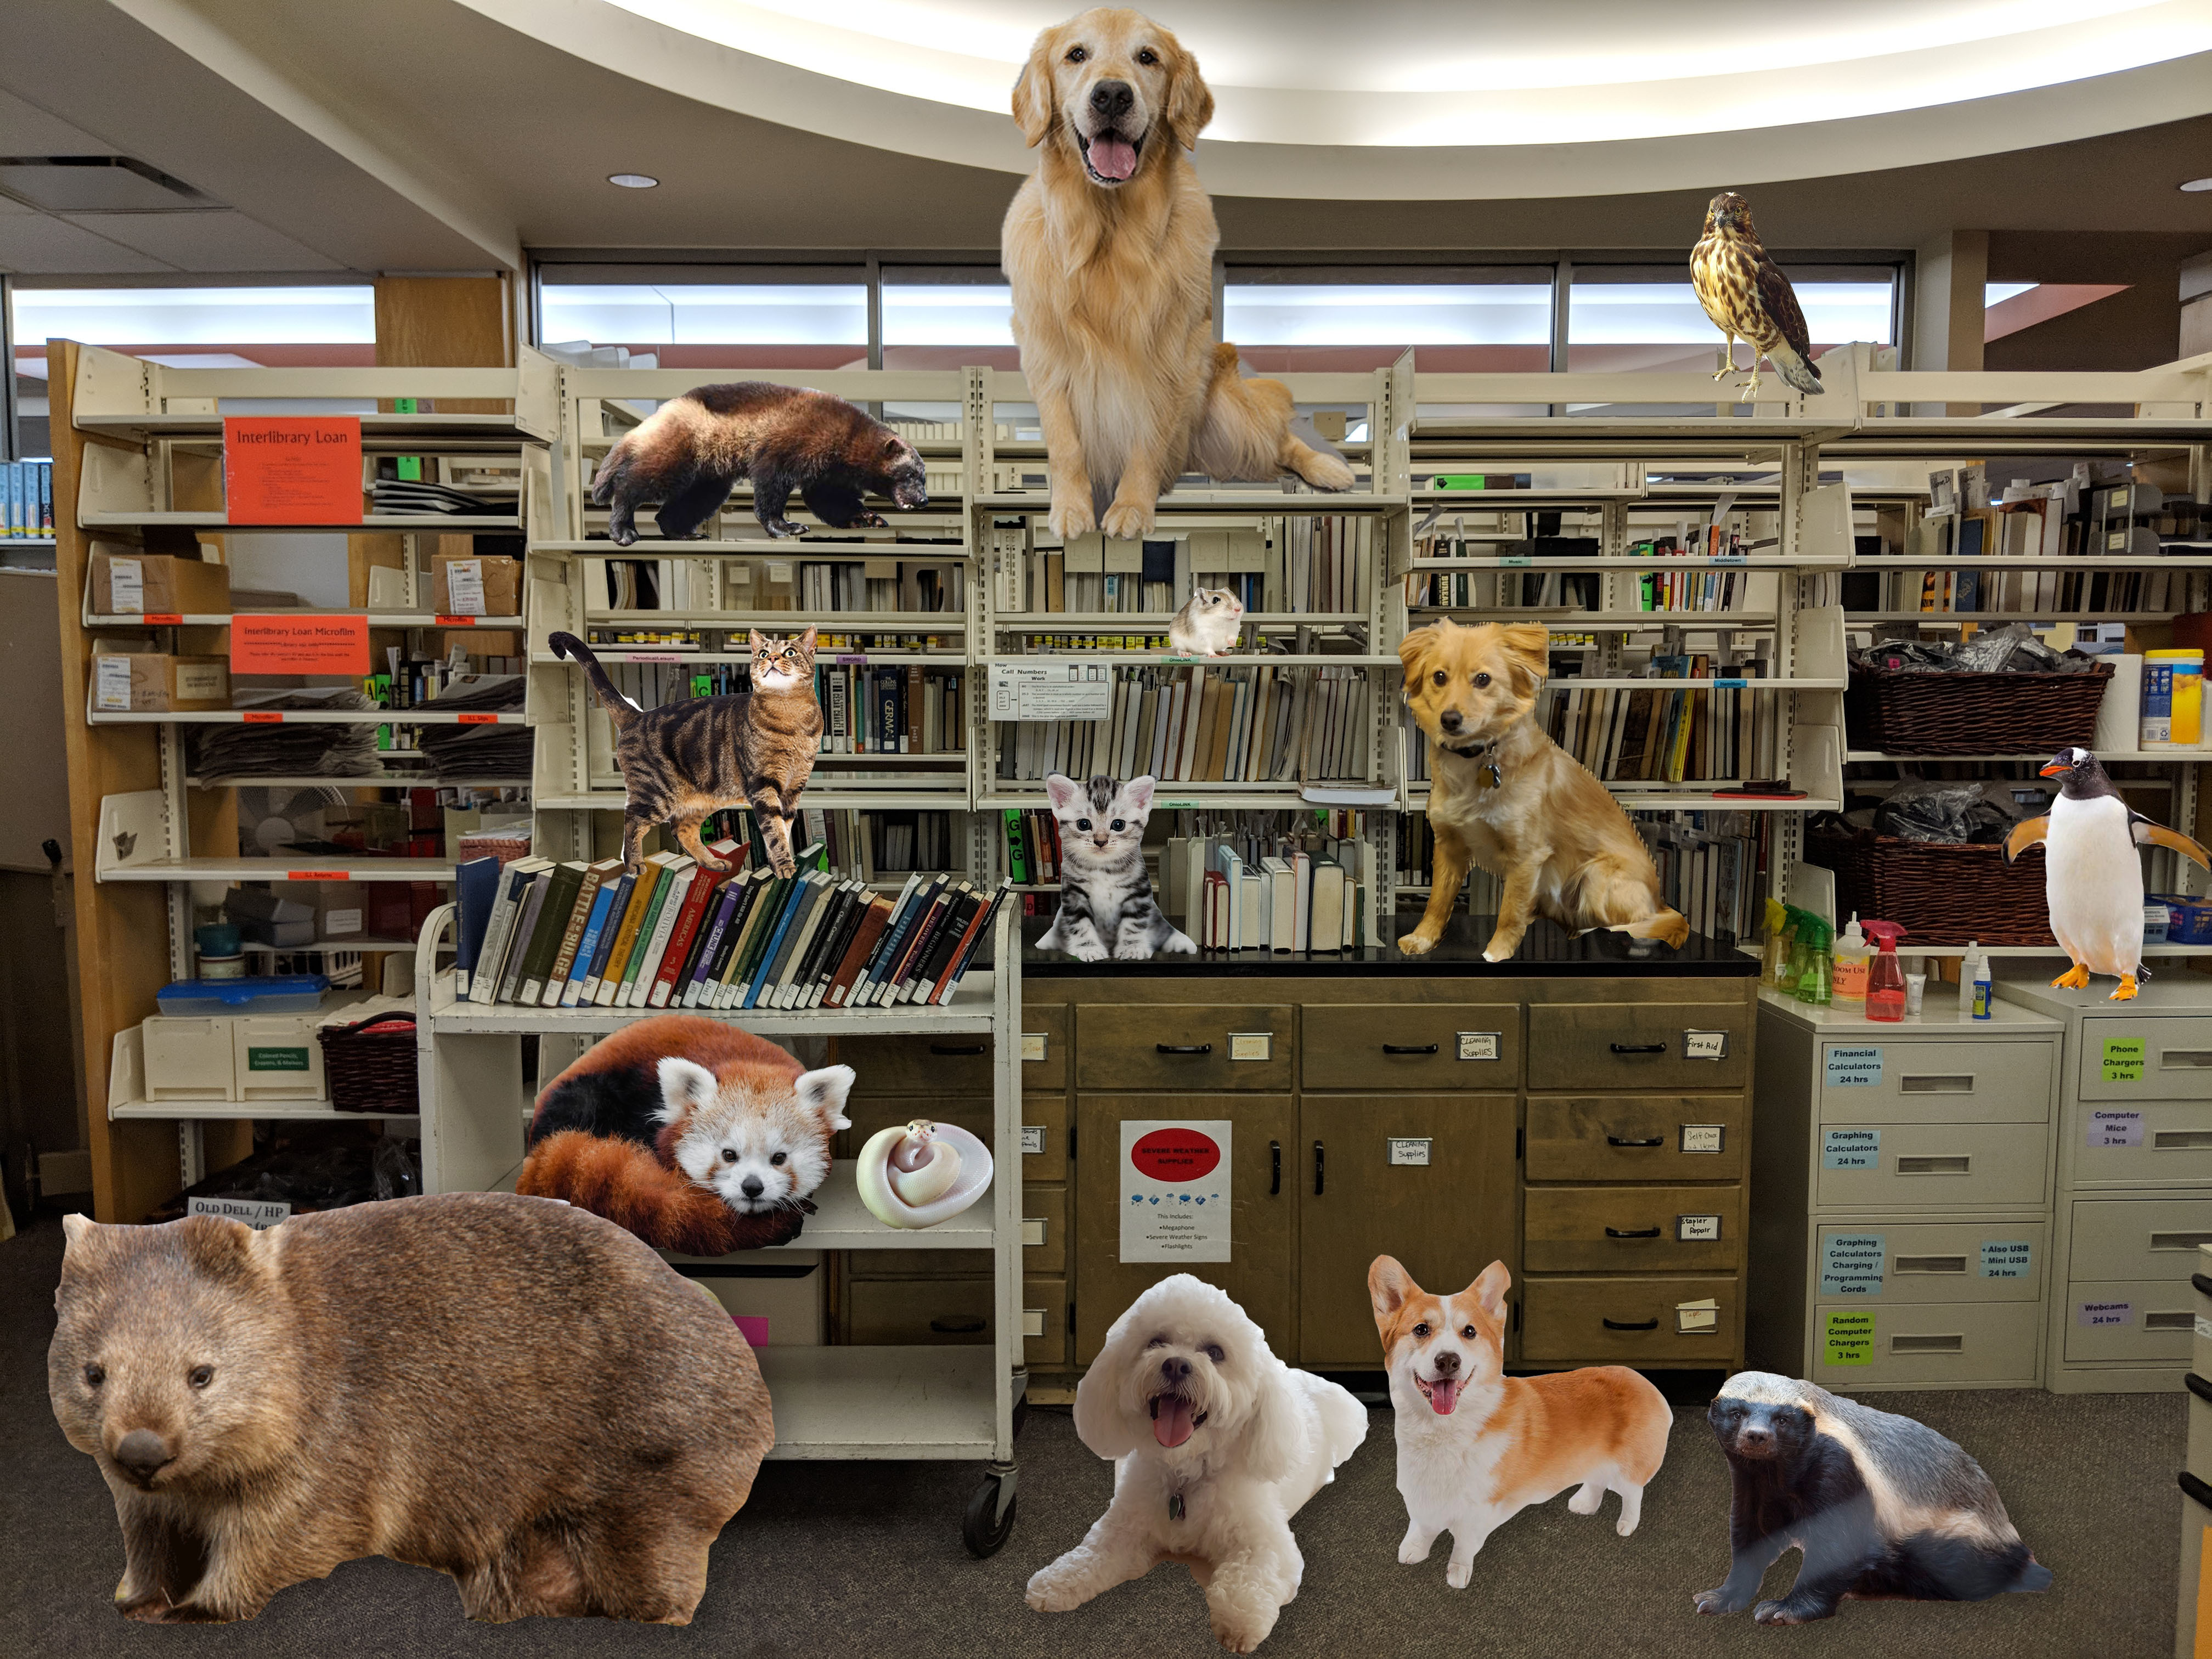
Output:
top-left (2, 1213), bottom-right (2183, 1658)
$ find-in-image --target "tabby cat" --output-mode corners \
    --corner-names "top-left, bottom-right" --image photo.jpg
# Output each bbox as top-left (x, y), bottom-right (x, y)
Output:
top-left (549, 629), bottom-right (822, 878)
top-left (1036, 773), bottom-right (1197, 961)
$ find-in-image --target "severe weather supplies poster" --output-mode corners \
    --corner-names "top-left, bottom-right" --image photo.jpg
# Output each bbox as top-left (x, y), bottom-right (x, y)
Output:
top-left (1120, 1120), bottom-right (1231, 1263)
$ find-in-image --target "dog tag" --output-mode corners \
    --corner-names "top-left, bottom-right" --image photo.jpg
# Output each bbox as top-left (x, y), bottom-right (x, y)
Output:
top-left (1679, 1124), bottom-right (1725, 1154)
top-left (1229, 1032), bottom-right (1271, 1062)
top-left (1020, 1125), bottom-right (1046, 1156)
top-left (1169, 1493), bottom-right (1186, 1522)
top-left (1683, 1030), bottom-right (1729, 1060)
top-left (1456, 1031), bottom-right (1501, 1062)
top-left (1387, 1138), bottom-right (1432, 1167)
top-left (1676, 1214), bottom-right (1722, 1243)
top-left (1020, 1031), bottom-right (1048, 1063)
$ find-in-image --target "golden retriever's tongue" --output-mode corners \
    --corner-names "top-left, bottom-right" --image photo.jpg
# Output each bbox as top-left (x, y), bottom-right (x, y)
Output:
top-left (1152, 1395), bottom-right (1196, 1447)
top-left (1088, 133), bottom-right (1137, 180)
top-left (1427, 1378), bottom-right (1462, 1415)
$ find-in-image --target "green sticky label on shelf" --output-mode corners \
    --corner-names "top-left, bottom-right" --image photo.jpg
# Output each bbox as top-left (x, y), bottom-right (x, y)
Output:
top-left (1823, 1308), bottom-right (1875, 1366)
top-left (246, 1046), bottom-right (310, 1072)
top-left (1980, 1240), bottom-right (2033, 1279)
top-left (396, 455), bottom-right (422, 481)
top-left (1498, 555), bottom-right (1531, 566)
top-left (2102, 1037), bottom-right (2146, 1084)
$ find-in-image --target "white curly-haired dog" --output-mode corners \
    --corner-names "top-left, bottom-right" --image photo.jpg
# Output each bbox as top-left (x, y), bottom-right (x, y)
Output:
top-left (1026, 1274), bottom-right (1367, 1653)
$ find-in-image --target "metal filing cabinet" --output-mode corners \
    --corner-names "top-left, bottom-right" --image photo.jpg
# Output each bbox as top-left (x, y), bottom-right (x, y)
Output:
top-left (2000, 978), bottom-right (2212, 1393)
top-left (1750, 989), bottom-right (2062, 1391)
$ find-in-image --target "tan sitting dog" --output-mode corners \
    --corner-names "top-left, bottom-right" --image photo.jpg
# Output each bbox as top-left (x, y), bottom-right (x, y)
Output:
top-left (1398, 620), bottom-right (1688, 961)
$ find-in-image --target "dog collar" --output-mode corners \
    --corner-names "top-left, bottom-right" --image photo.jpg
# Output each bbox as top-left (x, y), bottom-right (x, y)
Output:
top-left (1444, 738), bottom-right (1503, 789)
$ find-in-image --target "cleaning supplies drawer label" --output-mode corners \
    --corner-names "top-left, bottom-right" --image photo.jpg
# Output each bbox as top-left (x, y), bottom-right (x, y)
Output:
top-left (1821, 1234), bottom-right (1885, 1295)
top-left (1980, 1240), bottom-right (2033, 1279)
top-left (1823, 1308), bottom-right (1875, 1366)
top-left (1826, 1047), bottom-right (1882, 1087)
top-left (1822, 1127), bottom-right (1881, 1169)
top-left (1387, 1138), bottom-right (1432, 1167)
top-left (2087, 1109), bottom-right (2144, 1148)
top-left (1456, 1031), bottom-right (1500, 1061)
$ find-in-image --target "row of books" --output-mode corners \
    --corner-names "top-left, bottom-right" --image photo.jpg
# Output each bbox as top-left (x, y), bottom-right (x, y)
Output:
top-left (1000, 517), bottom-right (1378, 617)
top-left (2, 459), bottom-right (53, 537)
top-left (993, 664), bottom-right (1375, 785)
top-left (592, 661), bottom-right (968, 755)
top-left (1159, 831), bottom-right (1382, 951)
top-left (1001, 808), bottom-right (1064, 884)
top-left (796, 560), bottom-right (966, 613)
top-left (455, 844), bottom-right (1007, 1012)
top-left (1875, 566), bottom-right (2183, 616)
top-left (1545, 663), bottom-right (1778, 785)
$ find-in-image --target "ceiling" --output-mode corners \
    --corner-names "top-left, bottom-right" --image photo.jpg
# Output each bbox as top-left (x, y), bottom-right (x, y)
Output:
top-left (0, 0), bottom-right (2204, 280)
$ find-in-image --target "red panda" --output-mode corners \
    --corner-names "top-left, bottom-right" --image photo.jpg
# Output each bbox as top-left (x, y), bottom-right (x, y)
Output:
top-left (518, 1014), bottom-right (853, 1256)
top-left (590, 382), bottom-right (929, 546)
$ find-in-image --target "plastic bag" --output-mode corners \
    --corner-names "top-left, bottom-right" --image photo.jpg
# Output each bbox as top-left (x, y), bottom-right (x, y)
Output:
top-left (1873, 779), bottom-right (2033, 845)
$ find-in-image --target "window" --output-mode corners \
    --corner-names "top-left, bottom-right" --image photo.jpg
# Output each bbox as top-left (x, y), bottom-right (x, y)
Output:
top-left (880, 267), bottom-right (1017, 371)
top-left (1223, 269), bottom-right (1553, 373)
top-left (535, 267), bottom-right (867, 370)
top-left (1566, 266), bottom-right (1897, 375)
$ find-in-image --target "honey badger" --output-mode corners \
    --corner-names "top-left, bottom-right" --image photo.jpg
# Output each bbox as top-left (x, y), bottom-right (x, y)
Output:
top-left (1699, 1373), bottom-right (2051, 1624)
top-left (590, 381), bottom-right (929, 545)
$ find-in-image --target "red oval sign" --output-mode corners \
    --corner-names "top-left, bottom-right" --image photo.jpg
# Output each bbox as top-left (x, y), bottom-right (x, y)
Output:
top-left (1130, 1128), bottom-right (1221, 1183)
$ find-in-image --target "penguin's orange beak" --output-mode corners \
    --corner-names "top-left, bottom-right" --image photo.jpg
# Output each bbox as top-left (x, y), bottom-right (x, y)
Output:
top-left (2040, 761), bottom-right (2069, 778)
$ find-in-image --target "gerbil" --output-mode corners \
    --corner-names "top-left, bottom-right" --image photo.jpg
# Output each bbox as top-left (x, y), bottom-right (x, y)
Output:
top-left (1169, 585), bottom-right (1244, 657)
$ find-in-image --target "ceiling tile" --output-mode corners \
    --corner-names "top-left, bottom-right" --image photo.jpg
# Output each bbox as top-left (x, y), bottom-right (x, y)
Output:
top-left (0, 86), bottom-right (110, 154)
top-left (54, 210), bottom-right (341, 272)
top-left (0, 211), bottom-right (172, 274)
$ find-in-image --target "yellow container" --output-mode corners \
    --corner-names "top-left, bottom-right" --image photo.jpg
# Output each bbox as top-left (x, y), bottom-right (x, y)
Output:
top-left (2144, 650), bottom-right (2204, 748)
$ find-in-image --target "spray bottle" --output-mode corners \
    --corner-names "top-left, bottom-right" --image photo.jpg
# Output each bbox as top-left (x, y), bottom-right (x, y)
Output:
top-left (1832, 913), bottom-right (1871, 1007)
top-left (1793, 912), bottom-right (1834, 1007)
top-left (1759, 897), bottom-right (1792, 988)
top-left (1956, 940), bottom-right (1991, 1022)
top-left (1862, 921), bottom-right (1909, 1022)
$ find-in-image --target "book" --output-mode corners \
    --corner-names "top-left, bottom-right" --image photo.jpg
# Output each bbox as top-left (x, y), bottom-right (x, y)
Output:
top-left (575, 872), bottom-right (634, 1004)
top-left (825, 895), bottom-right (895, 1007)
top-left (495, 867), bottom-right (556, 1004)
top-left (452, 857), bottom-right (501, 997)
top-left (603, 853), bottom-right (680, 1006)
top-left (707, 871), bottom-right (776, 1008)
top-left (562, 871), bottom-right (625, 1007)
top-left (591, 865), bottom-right (659, 1007)
top-left (624, 856), bottom-right (697, 1007)
top-left (471, 857), bottom-right (548, 1005)
top-left (681, 877), bottom-right (747, 1007)
top-left (888, 883), bottom-right (965, 1003)
top-left (769, 877), bottom-right (842, 1010)
top-left (514, 861), bottom-right (586, 1006)
top-left (723, 871), bottom-right (795, 1008)
top-left (545, 858), bottom-right (619, 1005)
top-left (797, 883), bottom-right (866, 1007)
top-left (649, 841), bottom-right (740, 1007)
top-left (909, 885), bottom-right (981, 1002)
top-left (865, 877), bottom-right (950, 1006)
top-left (1309, 858), bottom-right (1347, 956)
top-left (746, 872), bottom-right (825, 1009)
top-left (846, 873), bottom-right (925, 1006)
top-left (929, 880), bottom-right (1011, 1003)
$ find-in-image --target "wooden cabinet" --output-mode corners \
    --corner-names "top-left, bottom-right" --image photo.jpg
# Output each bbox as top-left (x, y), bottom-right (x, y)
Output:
top-left (1521, 1274), bottom-right (1740, 1365)
top-left (1525, 1095), bottom-right (1748, 1183)
top-left (1075, 1003), bottom-right (1295, 1092)
top-left (1527, 1002), bottom-right (1750, 1092)
top-left (1296, 1093), bottom-right (1516, 1367)
top-left (1299, 1004), bottom-right (1519, 1091)
top-left (1522, 1184), bottom-right (1745, 1274)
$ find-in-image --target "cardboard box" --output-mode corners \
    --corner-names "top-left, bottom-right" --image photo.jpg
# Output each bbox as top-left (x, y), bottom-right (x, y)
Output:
top-left (307, 881), bottom-right (368, 939)
top-left (678, 1252), bottom-right (826, 1346)
top-left (89, 547), bottom-right (231, 616)
top-left (91, 645), bottom-right (230, 712)
top-left (430, 553), bottom-right (521, 618)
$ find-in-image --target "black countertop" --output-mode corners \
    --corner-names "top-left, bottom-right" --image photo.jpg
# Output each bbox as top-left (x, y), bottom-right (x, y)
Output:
top-left (1018, 913), bottom-right (1757, 978)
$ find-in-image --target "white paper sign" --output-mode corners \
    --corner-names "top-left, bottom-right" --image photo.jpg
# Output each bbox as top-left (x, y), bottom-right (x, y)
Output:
top-left (1677, 1214), bottom-right (1723, 1242)
top-left (1457, 1031), bottom-right (1501, 1061)
top-left (1229, 1032), bottom-right (1271, 1062)
top-left (1120, 1120), bottom-right (1231, 1263)
top-left (1683, 1030), bottom-right (1730, 1060)
top-left (989, 660), bottom-right (1114, 721)
top-left (188, 1196), bottom-right (291, 1230)
top-left (1020, 1032), bottom-right (1047, 1063)
top-left (443, 557), bottom-right (486, 616)
top-left (324, 908), bottom-right (364, 936)
top-left (2087, 1109), bottom-right (2145, 1148)
top-left (95, 656), bottom-right (133, 710)
top-left (1387, 1138), bottom-right (1432, 1167)
top-left (1019, 1125), bottom-right (1046, 1156)
top-left (1680, 1124), bottom-right (1726, 1154)
top-left (108, 557), bottom-right (144, 613)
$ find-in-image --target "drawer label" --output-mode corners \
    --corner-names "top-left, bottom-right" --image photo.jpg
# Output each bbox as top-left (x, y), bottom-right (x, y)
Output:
top-left (1020, 1032), bottom-right (1047, 1063)
top-left (2197, 1316), bottom-right (2212, 1341)
top-left (1823, 1308), bottom-right (1876, 1365)
top-left (1457, 1031), bottom-right (1501, 1061)
top-left (1120, 1120), bottom-right (1231, 1264)
top-left (1980, 1240), bottom-right (2033, 1279)
top-left (1821, 1234), bottom-right (1886, 1296)
top-left (1228, 1032), bottom-right (1271, 1062)
top-left (1826, 1047), bottom-right (1883, 1087)
top-left (2087, 1109), bottom-right (2143, 1148)
top-left (187, 1195), bottom-right (290, 1230)
top-left (1822, 1127), bottom-right (1881, 1169)
top-left (245, 1046), bottom-right (310, 1072)
top-left (1683, 1029), bottom-right (1730, 1060)
top-left (1020, 1308), bottom-right (1046, 1339)
top-left (1677, 1298), bottom-right (1719, 1333)
top-left (2102, 1037), bottom-right (2146, 1084)
top-left (1019, 1125), bottom-right (1046, 1156)
top-left (2076, 1300), bottom-right (2135, 1329)
top-left (1388, 1138), bottom-right (1433, 1167)
top-left (1677, 1214), bottom-right (1722, 1242)
top-left (1680, 1124), bottom-right (1726, 1154)
top-left (1021, 1218), bottom-right (1047, 1248)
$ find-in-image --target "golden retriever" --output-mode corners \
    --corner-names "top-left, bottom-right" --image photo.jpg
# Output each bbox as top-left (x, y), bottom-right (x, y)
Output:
top-left (1399, 621), bottom-right (1690, 961)
top-left (1002, 8), bottom-right (1355, 541)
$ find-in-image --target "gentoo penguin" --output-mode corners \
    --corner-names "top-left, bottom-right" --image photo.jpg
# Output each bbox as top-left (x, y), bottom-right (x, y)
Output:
top-left (2004, 746), bottom-right (2210, 1000)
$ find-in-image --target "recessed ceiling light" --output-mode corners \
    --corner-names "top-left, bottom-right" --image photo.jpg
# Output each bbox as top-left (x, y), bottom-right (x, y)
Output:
top-left (2182, 177), bottom-right (2212, 192)
top-left (608, 172), bottom-right (659, 189)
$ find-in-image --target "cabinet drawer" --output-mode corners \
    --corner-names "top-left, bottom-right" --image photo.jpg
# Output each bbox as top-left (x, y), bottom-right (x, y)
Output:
top-left (1520, 1275), bottom-right (1737, 1364)
top-left (2063, 1277), bottom-right (2196, 1363)
top-left (1818, 1039), bottom-right (2053, 1124)
top-left (2067, 1198), bottom-right (2212, 1282)
top-left (1812, 1221), bottom-right (2047, 1304)
top-left (1525, 1096), bottom-right (1747, 1183)
top-left (1300, 1003), bottom-right (1519, 1090)
top-left (1523, 1186), bottom-right (1744, 1274)
top-left (1023, 1276), bottom-right (1070, 1369)
top-left (845, 1274), bottom-right (991, 1345)
top-left (1076, 1004), bottom-right (1293, 1091)
top-left (2078, 1014), bottom-right (2212, 1102)
top-left (1526, 1004), bottom-right (1748, 1092)
top-left (848, 1247), bottom-right (991, 1278)
top-left (1019, 1005), bottom-right (1069, 1090)
top-left (1023, 1091), bottom-right (1070, 1183)
top-left (1810, 1300), bottom-right (2040, 1387)
top-left (840, 1096), bottom-right (991, 1166)
top-left (1024, 1183), bottom-right (1067, 1276)
top-left (1814, 1121), bottom-right (2049, 1210)
top-left (2074, 1099), bottom-right (2212, 1189)
top-left (837, 1032), bottom-right (995, 1094)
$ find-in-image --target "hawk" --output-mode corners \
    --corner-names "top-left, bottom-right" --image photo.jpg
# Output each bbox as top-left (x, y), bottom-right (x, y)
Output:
top-left (1691, 191), bottom-right (1822, 402)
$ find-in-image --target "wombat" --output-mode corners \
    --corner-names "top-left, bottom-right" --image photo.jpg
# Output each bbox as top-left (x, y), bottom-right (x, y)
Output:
top-left (49, 1192), bottom-right (776, 1624)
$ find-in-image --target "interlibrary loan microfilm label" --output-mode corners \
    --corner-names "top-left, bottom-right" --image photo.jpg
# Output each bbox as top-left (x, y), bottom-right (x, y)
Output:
top-left (1120, 1120), bottom-right (1230, 1265)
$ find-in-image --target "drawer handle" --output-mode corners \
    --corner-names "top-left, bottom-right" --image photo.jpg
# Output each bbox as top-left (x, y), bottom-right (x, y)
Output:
top-left (2183, 1470), bottom-right (2212, 1509)
top-left (1901, 1075), bottom-right (1973, 1093)
top-left (2186, 1373), bottom-right (2212, 1406)
top-left (1269, 1139), bottom-right (1281, 1197)
top-left (1607, 1135), bottom-right (1665, 1148)
top-left (2162, 1051), bottom-right (2212, 1069)
top-left (2149, 1312), bottom-right (2195, 1330)
top-left (1602, 1317), bottom-right (1659, 1331)
top-left (2195, 1272), bottom-right (2212, 1299)
top-left (929, 1316), bottom-right (986, 1335)
top-left (2155, 1132), bottom-right (2212, 1150)
top-left (1314, 1140), bottom-right (1325, 1197)
top-left (1383, 1042), bottom-right (1440, 1055)
top-left (2153, 1233), bottom-right (2212, 1251)
top-left (1897, 1155), bottom-right (1970, 1175)
top-left (1895, 1256), bottom-right (1967, 1274)
top-left (929, 1043), bottom-right (986, 1056)
top-left (1891, 1334), bottom-right (1963, 1353)
top-left (1604, 1226), bottom-right (1662, 1239)
top-left (1610, 1042), bottom-right (1667, 1055)
top-left (1157, 1043), bottom-right (1213, 1054)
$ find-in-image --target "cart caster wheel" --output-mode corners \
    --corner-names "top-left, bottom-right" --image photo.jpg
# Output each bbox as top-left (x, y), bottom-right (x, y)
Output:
top-left (963, 1475), bottom-right (1017, 1558)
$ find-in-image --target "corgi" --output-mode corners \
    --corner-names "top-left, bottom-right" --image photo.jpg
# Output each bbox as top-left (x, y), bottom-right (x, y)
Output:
top-left (1369, 1256), bottom-right (1672, 1587)
top-left (520, 1014), bottom-right (854, 1256)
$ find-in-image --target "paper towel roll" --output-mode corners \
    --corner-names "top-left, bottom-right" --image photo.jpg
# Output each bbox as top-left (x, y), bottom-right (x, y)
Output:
top-left (2094, 654), bottom-right (2143, 754)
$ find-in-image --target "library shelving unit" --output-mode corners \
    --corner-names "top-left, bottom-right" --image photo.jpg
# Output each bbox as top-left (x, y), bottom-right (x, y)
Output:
top-left (55, 342), bottom-right (557, 1189)
top-left (413, 897), bottom-right (1029, 1552)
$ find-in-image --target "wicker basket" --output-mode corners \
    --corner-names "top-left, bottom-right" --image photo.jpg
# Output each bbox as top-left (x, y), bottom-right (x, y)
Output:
top-left (318, 1012), bottom-right (419, 1114)
top-left (1845, 660), bottom-right (2112, 757)
top-left (1804, 827), bottom-right (2054, 947)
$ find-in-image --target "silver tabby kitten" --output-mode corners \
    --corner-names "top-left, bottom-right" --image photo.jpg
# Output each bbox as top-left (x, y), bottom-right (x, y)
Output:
top-left (1036, 773), bottom-right (1197, 961)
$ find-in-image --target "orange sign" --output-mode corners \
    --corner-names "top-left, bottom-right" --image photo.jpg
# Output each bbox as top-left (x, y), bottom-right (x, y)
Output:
top-left (232, 614), bottom-right (371, 675)
top-left (457, 712), bottom-right (500, 724)
top-left (223, 417), bottom-right (362, 524)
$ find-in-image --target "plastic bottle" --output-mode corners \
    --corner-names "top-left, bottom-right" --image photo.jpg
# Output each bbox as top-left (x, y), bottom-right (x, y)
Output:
top-left (1774, 906), bottom-right (1807, 993)
top-left (1967, 943), bottom-right (1994, 1020)
top-left (1956, 941), bottom-right (1990, 1020)
top-left (1832, 913), bottom-right (1871, 1007)
top-left (1793, 914), bottom-right (1833, 1007)
top-left (1862, 921), bottom-right (1909, 1021)
top-left (1904, 958), bottom-right (1927, 1016)
top-left (1759, 897), bottom-right (1791, 988)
